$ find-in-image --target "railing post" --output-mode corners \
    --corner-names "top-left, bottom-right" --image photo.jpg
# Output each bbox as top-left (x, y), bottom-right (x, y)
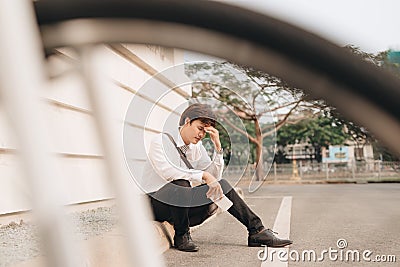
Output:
top-left (378, 160), bottom-right (381, 179)
top-left (299, 161), bottom-right (303, 178)
top-left (78, 46), bottom-right (164, 267)
top-left (325, 162), bottom-right (329, 180)
top-left (0, 1), bottom-right (80, 266)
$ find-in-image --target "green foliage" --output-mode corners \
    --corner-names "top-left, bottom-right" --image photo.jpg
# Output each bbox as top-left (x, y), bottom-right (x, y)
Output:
top-left (372, 142), bottom-right (400, 161)
top-left (277, 115), bottom-right (348, 148)
top-left (276, 114), bottom-right (349, 162)
top-left (345, 45), bottom-right (400, 78)
top-left (216, 118), bottom-right (256, 164)
top-left (378, 50), bottom-right (400, 78)
top-left (338, 46), bottom-right (400, 159)
top-left (327, 109), bottom-right (371, 145)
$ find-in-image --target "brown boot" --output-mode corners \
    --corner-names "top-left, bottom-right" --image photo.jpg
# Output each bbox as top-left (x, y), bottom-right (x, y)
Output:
top-left (174, 232), bottom-right (199, 252)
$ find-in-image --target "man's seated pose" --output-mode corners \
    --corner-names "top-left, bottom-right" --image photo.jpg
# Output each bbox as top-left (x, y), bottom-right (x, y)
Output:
top-left (141, 103), bottom-right (292, 252)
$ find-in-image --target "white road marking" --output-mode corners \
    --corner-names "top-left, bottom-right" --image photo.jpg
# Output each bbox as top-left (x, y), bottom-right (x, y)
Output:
top-left (246, 196), bottom-right (288, 199)
top-left (260, 196), bottom-right (292, 267)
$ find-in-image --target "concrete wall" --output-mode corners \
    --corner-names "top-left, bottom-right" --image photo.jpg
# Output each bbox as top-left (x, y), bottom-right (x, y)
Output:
top-left (0, 44), bottom-right (190, 215)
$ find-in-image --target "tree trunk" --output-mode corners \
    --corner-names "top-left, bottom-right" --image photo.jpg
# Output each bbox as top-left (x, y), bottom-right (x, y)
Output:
top-left (254, 119), bottom-right (265, 181)
top-left (255, 142), bottom-right (265, 180)
top-left (314, 145), bottom-right (322, 163)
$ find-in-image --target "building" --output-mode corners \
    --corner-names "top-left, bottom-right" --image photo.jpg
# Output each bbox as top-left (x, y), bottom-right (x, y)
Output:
top-left (0, 44), bottom-right (189, 215)
top-left (322, 143), bottom-right (374, 165)
top-left (283, 142), bottom-right (374, 166)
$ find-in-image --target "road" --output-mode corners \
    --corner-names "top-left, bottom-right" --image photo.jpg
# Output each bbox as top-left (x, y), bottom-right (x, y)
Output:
top-left (163, 183), bottom-right (400, 266)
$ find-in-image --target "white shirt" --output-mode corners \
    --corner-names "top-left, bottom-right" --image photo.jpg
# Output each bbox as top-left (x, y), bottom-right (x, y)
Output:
top-left (139, 131), bottom-right (224, 193)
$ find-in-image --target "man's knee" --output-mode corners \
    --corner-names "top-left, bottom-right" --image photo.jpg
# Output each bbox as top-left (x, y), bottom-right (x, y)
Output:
top-left (218, 179), bottom-right (233, 193)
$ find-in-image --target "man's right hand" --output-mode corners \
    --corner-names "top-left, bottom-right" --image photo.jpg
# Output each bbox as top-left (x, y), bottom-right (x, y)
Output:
top-left (203, 171), bottom-right (224, 201)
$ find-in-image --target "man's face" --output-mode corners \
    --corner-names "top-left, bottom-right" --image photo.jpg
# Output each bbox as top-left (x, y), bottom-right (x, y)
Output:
top-left (183, 119), bottom-right (210, 144)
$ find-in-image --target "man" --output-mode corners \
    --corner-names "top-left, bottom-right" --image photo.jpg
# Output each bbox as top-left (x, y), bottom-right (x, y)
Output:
top-left (141, 103), bottom-right (292, 252)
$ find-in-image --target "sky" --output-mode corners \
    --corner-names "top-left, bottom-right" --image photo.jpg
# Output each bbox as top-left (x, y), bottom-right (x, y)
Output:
top-left (227, 0), bottom-right (400, 53)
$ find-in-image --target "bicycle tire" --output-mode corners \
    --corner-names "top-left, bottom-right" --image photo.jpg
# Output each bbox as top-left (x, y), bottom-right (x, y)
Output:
top-left (34, 0), bottom-right (400, 153)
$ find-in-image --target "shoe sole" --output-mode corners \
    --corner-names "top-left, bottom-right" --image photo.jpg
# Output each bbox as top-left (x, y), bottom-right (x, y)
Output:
top-left (248, 241), bottom-right (292, 247)
top-left (174, 247), bottom-right (199, 252)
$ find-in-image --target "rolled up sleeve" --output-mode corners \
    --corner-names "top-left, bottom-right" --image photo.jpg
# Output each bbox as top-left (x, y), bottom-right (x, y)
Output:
top-left (196, 145), bottom-right (224, 180)
top-left (206, 151), bottom-right (224, 180)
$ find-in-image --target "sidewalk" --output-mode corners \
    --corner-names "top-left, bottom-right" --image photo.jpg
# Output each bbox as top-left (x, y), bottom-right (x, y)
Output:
top-left (11, 223), bottom-right (169, 267)
top-left (3, 188), bottom-right (245, 267)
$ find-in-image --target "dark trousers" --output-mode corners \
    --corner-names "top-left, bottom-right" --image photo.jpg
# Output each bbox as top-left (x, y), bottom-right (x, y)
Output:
top-left (148, 179), bottom-right (263, 236)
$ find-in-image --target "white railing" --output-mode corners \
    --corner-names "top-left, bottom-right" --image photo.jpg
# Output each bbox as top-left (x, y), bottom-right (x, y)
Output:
top-left (0, 1), bottom-right (163, 266)
top-left (224, 161), bottom-right (400, 182)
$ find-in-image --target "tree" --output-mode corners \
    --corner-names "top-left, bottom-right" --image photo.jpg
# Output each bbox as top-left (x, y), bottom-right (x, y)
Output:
top-left (337, 46), bottom-right (400, 159)
top-left (274, 46), bottom-right (400, 162)
top-left (276, 114), bottom-right (349, 163)
top-left (186, 46), bottom-right (399, 175)
top-left (185, 62), bottom-right (326, 180)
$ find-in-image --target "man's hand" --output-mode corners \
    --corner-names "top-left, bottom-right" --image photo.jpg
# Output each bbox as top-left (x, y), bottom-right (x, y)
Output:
top-left (204, 126), bottom-right (222, 152)
top-left (203, 171), bottom-right (223, 201)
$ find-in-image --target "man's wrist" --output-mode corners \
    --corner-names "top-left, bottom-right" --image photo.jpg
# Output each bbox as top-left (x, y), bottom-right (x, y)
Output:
top-left (214, 142), bottom-right (222, 153)
top-left (202, 172), bottom-right (215, 184)
top-left (213, 140), bottom-right (222, 151)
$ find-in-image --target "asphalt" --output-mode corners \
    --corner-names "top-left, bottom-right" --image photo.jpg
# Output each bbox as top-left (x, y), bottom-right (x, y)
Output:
top-left (162, 183), bottom-right (400, 267)
top-left (3, 183), bottom-right (399, 266)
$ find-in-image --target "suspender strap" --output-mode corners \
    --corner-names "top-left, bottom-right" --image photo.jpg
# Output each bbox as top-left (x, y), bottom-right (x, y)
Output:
top-left (163, 132), bottom-right (194, 169)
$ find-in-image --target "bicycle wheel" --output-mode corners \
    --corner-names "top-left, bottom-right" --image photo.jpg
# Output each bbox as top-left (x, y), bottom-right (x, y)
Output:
top-left (34, 0), bottom-right (400, 154)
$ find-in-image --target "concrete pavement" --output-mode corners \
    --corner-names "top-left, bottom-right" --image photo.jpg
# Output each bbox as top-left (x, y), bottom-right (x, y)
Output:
top-left (5, 183), bottom-right (399, 266)
top-left (163, 183), bottom-right (400, 267)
